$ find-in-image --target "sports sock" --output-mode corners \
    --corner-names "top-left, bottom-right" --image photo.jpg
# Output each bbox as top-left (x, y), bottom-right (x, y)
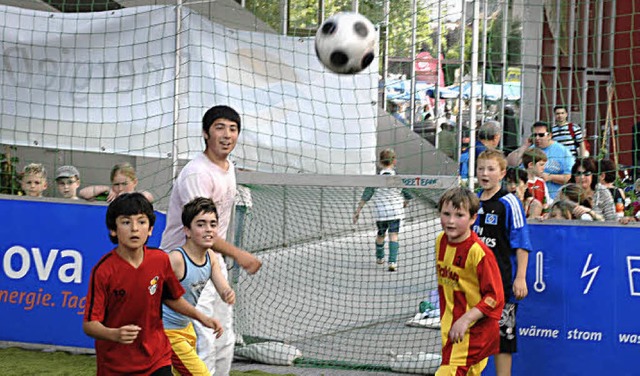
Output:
top-left (388, 241), bottom-right (399, 263)
top-left (375, 242), bottom-right (385, 259)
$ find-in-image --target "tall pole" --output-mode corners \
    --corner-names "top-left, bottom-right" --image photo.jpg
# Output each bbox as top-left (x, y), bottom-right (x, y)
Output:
top-left (469, 0), bottom-right (480, 189)
top-left (566, 0), bottom-right (576, 122)
top-left (551, 0), bottom-right (560, 115)
top-left (500, 0), bottom-right (508, 146)
top-left (381, 0), bottom-right (390, 111)
top-left (579, 0), bottom-right (588, 151)
top-left (480, 0), bottom-right (488, 115)
top-left (456, 0), bottom-right (467, 168)
top-left (171, 0), bottom-right (184, 181)
top-left (352, 0), bottom-right (359, 13)
top-left (280, 0), bottom-right (288, 35)
top-left (409, 0), bottom-right (418, 131)
top-left (435, 0), bottom-right (443, 118)
top-left (318, 0), bottom-right (325, 25)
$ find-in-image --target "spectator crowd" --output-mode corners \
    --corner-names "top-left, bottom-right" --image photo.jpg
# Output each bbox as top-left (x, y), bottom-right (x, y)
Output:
top-left (442, 105), bottom-right (640, 224)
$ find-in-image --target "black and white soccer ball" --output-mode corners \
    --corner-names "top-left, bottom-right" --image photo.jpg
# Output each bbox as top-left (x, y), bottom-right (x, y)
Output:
top-left (315, 12), bottom-right (378, 74)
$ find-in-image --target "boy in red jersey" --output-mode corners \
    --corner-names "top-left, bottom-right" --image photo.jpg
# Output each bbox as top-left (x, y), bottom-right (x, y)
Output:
top-left (83, 193), bottom-right (223, 376)
top-left (435, 186), bottom-right (505, 376)
top-left (522, 148), bottom-right (551, 209)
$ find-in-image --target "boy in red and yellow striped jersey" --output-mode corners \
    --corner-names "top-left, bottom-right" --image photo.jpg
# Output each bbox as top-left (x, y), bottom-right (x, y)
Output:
top-left (434, 187), bottom-right (505, 376)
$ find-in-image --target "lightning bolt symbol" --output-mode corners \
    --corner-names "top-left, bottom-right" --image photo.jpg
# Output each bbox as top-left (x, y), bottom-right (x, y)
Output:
top-left (581, 253), bottom-right (600, 294)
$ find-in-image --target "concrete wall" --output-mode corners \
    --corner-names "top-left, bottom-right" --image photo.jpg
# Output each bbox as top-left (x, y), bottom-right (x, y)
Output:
top-left (376, 108), bottom-right (458, 176)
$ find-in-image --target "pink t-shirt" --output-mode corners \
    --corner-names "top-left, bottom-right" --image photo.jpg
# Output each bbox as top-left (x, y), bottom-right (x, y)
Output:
top-left (160, 153), bottom-right (236, 252)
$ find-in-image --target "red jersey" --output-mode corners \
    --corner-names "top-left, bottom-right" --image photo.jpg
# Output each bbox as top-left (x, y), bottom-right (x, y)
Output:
top-left (527, 177), bottom-right (550, 205)
top-left (84, 247), bottom-right (186, 375)
top-left (435, 231), bottom-right (504, 366)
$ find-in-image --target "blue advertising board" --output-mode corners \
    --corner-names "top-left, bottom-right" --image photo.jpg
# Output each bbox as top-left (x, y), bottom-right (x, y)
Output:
top-left (0, 197), bottom-right (165, 349)
top-left (483, 223), bottom-right (640, 376)
top-left (1, 198), bottom-right (639, 375)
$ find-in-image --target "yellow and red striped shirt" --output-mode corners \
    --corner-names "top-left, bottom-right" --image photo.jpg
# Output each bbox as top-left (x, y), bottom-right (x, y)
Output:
top-left (435, 231), bottom-right (505, 366)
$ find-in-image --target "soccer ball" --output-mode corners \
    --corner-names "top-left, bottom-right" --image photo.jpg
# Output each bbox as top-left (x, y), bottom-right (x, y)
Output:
top-left (315, 12), bottom-right (378, 74)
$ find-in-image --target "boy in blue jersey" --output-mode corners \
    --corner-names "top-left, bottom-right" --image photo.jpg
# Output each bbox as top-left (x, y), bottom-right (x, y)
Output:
top-left (163, 197), bottom-right (235, 375)
top-left (473, 150), bottom-right (532, 376)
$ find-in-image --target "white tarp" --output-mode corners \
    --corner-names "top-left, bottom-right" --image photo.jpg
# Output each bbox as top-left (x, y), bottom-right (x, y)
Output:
top-left (0, 5), bottom-right (377, 174)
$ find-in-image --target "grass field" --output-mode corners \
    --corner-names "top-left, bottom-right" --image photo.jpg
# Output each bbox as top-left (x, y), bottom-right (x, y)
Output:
top-left (0, 347), bottom-right (292, 376)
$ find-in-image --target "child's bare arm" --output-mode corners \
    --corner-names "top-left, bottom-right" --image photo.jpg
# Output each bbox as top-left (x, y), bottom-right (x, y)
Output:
top-left (353, 200), bottom-right (367, 223)
top-left (513, 248), bottom-right (529, 300)
top-left (167, 250), bottom-right (186, 280)
top-left (208, 249), bottom-right (235, 305)
top-left (164, 297), bottom-right (223, 338)
top-left (211, 236), bottom-right (261, 274)
top-left (449, 307), bottom-right (484, 344)
top-left (141, 190), bottom-right (155, 203)
top-left (83, 321), bottom-right (141, 344)
top-left (78, 185), bottom-right (110, 200)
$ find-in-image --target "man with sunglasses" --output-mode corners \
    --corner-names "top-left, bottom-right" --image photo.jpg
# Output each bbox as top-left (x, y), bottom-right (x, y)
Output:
top-left (507, 121), bottom-right (575, 199)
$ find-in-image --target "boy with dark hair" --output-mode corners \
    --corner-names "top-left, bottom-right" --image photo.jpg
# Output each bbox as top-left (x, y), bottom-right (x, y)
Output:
top-left (161, 105), bottom-right (261, 374)
top-left (474, 150), bottom-right (532, 376)
top-left (435, 186), bottom-right (504, 376)
top-left (163, 197), bottom-right (236, 375)
top-left (84, 193), bottom-right (222, 376)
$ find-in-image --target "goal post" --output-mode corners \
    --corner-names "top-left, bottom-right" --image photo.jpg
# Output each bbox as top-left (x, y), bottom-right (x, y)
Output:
top-left (230, 172), bottom-right (457, 371)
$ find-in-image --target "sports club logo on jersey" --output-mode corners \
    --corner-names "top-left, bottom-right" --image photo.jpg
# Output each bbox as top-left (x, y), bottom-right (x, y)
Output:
top-left (148, 276), bottom-right (159, 295)
top-left (485, 213), bottom-right (498, 225)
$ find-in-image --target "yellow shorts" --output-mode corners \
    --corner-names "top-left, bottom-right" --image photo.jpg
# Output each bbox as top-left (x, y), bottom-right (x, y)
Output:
top-left (164, 322), bottom-right (211, 376)
top-left (435, 357), bottom-right (488, 376)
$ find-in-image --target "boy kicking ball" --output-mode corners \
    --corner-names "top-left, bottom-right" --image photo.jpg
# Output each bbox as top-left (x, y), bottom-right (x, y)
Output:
top-left (83, 193), bottom-right (223, 376)
top-left (435, 187), bottom-right (504, 376)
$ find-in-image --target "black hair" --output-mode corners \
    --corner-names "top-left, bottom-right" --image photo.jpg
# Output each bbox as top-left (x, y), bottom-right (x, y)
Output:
top-left (106, 192), bottom-right (156, 244)
top-left (553, 105), bottom-right (567, 113)
top-left (531, 121), bottom-right (551, 133)
top-left (506, 167), bottom-right (528, 185)
top-left (598, 159), bottom-right (617, 184)
top-left (505, 167), bottom-right (532, 199)
top-left (202, 105), bottom-right (241, 136)
top-left (181, 197), bottom-right (218, 228)
top-left (569, 157), bottom-right (598, 191)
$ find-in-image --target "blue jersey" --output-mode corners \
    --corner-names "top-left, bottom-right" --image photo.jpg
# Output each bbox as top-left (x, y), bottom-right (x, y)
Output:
top-left (162, 247), bottom-right (211, 329)
top-left (537, 142), bottom-right (575, 198)
top-left (473, 188), bottom-right (532, 302)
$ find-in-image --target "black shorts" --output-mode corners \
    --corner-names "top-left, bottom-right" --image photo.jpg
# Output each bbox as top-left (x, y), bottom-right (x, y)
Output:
top-left (150, 366), bottom-right (172, 376)
top-left (376, 219), bottom-right (400, 236)
top-left (499, 302), bottom-right (518, 353)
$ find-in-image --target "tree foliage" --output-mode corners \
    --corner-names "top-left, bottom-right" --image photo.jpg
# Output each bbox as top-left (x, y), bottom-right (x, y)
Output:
top-left (240, 0), bottom-right (521, 83)
top-left (243, 0), bottom-right (445, 59)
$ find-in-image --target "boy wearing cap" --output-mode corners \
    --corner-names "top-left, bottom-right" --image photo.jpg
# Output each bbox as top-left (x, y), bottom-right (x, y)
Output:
top-left (56, 165), bottom-right (81, 200)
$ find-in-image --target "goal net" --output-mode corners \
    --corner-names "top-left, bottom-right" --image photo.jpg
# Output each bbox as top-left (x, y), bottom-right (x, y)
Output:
top-left (231, 171), bottom-right (457, 372)
top-left (0, 0), bottom-right (638, 372)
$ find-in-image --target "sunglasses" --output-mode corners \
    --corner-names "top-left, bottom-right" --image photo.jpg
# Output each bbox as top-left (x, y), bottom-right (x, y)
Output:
top-left (532, 132), bottom-right (548, 138)
top-left (573, 171), bottom-right (592, 176)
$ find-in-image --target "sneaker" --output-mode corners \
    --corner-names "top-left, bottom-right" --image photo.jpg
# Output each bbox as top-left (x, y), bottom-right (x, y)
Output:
top-left (388, 262), bottom-right (397, 272)
top-left (376, 258), bottom-right (385, 265)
